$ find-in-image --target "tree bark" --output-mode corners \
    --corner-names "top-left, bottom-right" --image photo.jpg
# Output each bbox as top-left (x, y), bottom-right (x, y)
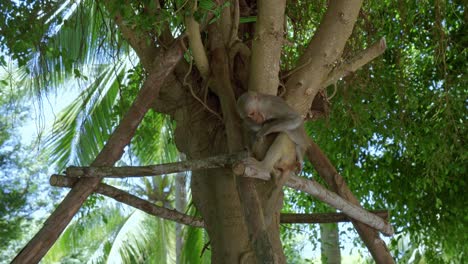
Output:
top-left (281, 210), bottom-right (388, 224)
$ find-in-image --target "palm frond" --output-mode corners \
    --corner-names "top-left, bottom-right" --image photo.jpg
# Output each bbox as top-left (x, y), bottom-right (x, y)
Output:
top-left (43, 205), bottom-right (129, 263)
top-left (132, 113), bottom-right (179, 165)
top-left (45, 57), bottom-right (134, 169)
top-left (105, 210), bottom-right (176, 264)
top-left (180, 205), bottom-right (211, 264)
top-left (1, 0), bottom-right (128, 97)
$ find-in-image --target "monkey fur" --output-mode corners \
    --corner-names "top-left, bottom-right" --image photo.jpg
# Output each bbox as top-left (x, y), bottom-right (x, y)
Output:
top-left (236, 91), bottom-right (311, 168)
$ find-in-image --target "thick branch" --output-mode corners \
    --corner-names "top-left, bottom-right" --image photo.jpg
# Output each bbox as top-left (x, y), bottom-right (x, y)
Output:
top-left (50, 175), bottom-right (204, 228)
top-left (243, 1), bottom-right (287, 259)
top-left (248, 0), bottom-right (287, 95)
top-left (233, 164), bottom-right (393, 236)
top-left (280, 210), bottom-right (389, 224)
top-left (12, 42), bottom-right (184, 264)
top-left (323, 37), bottom-right (387, 88)
top-left (66, 152), bottom-right (248, 178)
top-left (284, 0), bottom-right (364, 114)
top-left (184, 1), bottom-right (210, 78)
top-left (208, 7), bottom-right (277, 263)
top-left (110, 7), bottom-right (159, 70)
top-left (286, 175), bottom-right (393, 236)
top-left (306, 141), bottom-right (396, 263)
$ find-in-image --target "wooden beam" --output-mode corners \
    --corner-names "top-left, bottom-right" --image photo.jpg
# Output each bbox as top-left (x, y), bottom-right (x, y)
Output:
top-left (50, 175), bottom-right (204, 227)
top-left (66, 152), bottom-right (248, 178)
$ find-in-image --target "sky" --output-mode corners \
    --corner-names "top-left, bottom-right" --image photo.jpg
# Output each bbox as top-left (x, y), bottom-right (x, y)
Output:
top-left (20, 88), bottom-right (78, 145)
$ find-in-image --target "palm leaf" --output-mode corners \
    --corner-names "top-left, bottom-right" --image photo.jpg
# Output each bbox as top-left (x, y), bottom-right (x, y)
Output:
top-left (22, 0), bottom-right (128, 95)
top-left (43, 205), bottom-right (130, 263)
top-left (45, 56), bottom-right (134, 169)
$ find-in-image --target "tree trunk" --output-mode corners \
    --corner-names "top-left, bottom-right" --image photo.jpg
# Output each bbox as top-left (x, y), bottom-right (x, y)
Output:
top-left (320, 223), bottom-right (341, 264)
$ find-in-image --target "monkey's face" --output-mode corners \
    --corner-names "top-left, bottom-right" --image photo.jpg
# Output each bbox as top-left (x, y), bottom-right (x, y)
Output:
top-left (247, 110), bottom-right (264, 124)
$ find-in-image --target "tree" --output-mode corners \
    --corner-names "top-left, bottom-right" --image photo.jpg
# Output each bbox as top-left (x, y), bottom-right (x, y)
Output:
top-left (0, 80), bottom-right (29, 255)
top-left (1, 0), bottom-right (465, 263)
top-left (0, 66), bottom-right (55, 262)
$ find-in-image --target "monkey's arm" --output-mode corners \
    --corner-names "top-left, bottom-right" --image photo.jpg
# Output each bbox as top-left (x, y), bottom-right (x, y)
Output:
top-left (242, 118), bottom-right (262, 132)
top-left (256, 114), bottom-right (303, 138)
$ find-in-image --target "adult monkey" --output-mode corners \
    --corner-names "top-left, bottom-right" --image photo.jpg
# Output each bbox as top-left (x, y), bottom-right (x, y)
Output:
top-left (236, 91), bottom-right (312, 222)
top-left (236, 91), bottom-right (311, 170)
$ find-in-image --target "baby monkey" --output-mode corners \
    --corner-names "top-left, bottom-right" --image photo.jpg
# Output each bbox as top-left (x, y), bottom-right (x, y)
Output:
top-left (236, 91), bottom-right (311, 169)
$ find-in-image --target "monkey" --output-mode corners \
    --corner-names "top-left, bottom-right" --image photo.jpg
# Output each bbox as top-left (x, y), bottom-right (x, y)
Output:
top-left (236, 91), bottom-right (313, 225)
top-left (236, 91), bottom-right (311, 169)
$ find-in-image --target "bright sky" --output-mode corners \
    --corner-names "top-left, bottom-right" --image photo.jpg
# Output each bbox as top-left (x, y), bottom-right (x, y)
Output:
top-left (20, 89), bottom-right (78, 146)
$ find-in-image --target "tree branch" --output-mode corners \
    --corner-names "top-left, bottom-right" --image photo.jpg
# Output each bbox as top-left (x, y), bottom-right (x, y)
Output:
top-left (184, 0), bottom-right (210, 78)
top-left (109, 6), bottom-right (159, 70)
top-left (284, 0), bottom-right (364, 114)
top-left (248, 0), bottom-right (287, 95)
top-left (306, 140), bottom-right (396, 263)
top-left (322, 37), bottom-right (387, 88)
top-left (286, 175), bottom-right (394, 236)
top-left (233, 163), bottom-right (394, 236)
top-left (280, 210), bottom-right (389, 224)
top-left (66, 152), bottom-right (248, 178)
top-left (242, 1), bottom-right (288, 261)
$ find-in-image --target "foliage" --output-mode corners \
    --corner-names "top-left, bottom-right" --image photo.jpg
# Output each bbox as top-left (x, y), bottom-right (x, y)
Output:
top-left (0, 72), bottom-right (56, 262)
top-left (180, 206), bottom-right (211, 264)
top-left (0, 84), bottom-right (28, 247)
top-left (286, 0), bottom-right (467, 262)
top-left (43, 204), bottom-right (177, 264)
